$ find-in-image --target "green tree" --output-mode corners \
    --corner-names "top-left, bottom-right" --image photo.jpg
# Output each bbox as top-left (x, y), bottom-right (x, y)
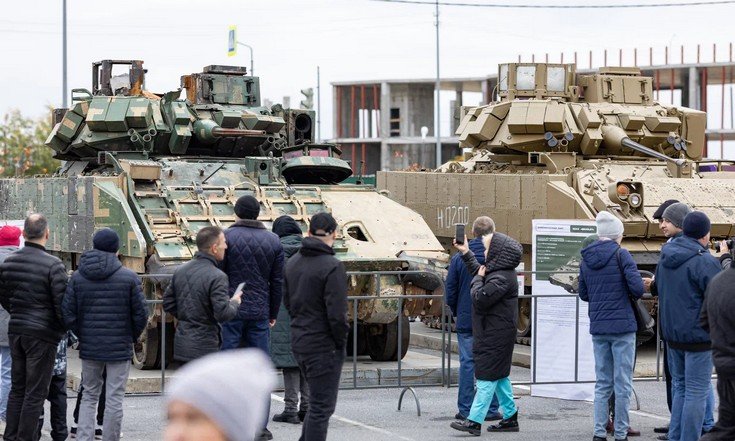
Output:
top-left (0, 109), bottom-right (60, 177)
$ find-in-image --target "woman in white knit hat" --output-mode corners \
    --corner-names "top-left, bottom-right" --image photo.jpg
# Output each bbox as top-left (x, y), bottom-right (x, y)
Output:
top-left (578, 211), bottom-right (644, 441)
top-left (165, 349), bottom-right (276, 441)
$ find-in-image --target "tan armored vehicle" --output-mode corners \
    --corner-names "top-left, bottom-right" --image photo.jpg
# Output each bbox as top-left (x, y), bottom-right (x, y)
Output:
top-left (379, 62), bottom-right (735, 338)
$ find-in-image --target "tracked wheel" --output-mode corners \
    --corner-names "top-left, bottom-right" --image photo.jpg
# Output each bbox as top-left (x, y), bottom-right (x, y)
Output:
top-left (367, 316), bottom-right (410, 361)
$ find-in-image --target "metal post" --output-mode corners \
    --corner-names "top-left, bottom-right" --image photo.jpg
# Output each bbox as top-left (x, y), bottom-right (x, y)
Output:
top-left (574, 295), bottom-right (579, 382)
top-left (434, 0), bottom-right (442, 169)
top-left (353, 298), bottom-right (358, 388)
top-left (441, 299), bottom-right (446, 387)
top-left (317, 66), bottom-right (321, 142)
top-left (397, 296), bottom-right (403, 387)
top-left (161, 310), bottom-right (166, 393)
top-left (62, 0), bottom-right (67, 108)
top-left (237, 42), bottom-right (254, 76)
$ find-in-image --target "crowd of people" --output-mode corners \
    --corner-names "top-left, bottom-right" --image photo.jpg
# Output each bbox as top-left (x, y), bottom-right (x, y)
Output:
top-left (446, 207), bottom-right (734, 441)
top-left (0, 196), bottom-right (733, 441)
top-left (0, 196), bottom-right (348, 441)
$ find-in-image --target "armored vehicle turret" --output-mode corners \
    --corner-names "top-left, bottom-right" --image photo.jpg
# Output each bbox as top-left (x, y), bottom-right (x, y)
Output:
top-left (2, 60), bottom-right (448, 367)
top-left (379, 62), bottom-right (735, 340)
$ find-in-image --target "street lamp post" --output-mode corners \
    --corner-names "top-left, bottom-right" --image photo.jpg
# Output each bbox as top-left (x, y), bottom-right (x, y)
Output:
top-left (237, 42), bottom-right (254, 76)
top-left (62, 0), bottom-right (67, 108)
top-left (434, 0), bottom-right (441, 169)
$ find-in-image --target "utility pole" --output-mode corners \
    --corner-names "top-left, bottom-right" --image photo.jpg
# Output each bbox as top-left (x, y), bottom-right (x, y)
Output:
top-left (434, 0), bottom-right (441, 168)
top-left (237, 42), bottom-right (254, 76)
top-left (62, 0), bottom-right (68, 108)
top-left (317, 66), bottom-right (321, 142)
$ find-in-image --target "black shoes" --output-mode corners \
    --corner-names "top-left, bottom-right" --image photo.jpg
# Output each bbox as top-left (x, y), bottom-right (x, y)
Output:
top-left (593, 437), bottom-right (607, 441)
top-left (272, 411), bottom-right (300, 424)
top-left (656, 436), bottom-right (668, 441)
top-left (257, 428), bottom-right (273, 441)
top-left (298, 410), bottom-right (307, 422)
top-left (455, 412), bottom-right (466, 421)
top-left (487, 411), bottom-right (519, 432)
top-left (654, 425), bottom-right (669, 434)
top-left (450, 419), bottom-right (481, 436)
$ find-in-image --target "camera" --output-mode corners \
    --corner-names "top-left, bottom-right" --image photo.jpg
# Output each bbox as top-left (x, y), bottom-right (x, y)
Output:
top-left (714, 238), bottom-right (735, 253)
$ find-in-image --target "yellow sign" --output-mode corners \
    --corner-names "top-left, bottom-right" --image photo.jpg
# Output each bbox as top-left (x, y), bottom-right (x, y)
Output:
top-left (227, 25), bottom-right (237, 57)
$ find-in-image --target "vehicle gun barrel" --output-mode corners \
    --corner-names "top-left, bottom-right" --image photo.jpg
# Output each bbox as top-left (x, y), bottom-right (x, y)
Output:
top-left (193, 119), bottom-right (266, 144)
top-left (602, 125), bottom-right (685, 166)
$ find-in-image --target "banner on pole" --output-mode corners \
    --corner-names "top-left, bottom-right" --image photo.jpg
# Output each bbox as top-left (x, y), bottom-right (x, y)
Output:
top-left (227, 25), bottom-right (237, 57)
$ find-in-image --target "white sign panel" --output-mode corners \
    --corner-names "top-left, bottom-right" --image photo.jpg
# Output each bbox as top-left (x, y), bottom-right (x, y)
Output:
top-left (531, 219), bottom-right (596, 401)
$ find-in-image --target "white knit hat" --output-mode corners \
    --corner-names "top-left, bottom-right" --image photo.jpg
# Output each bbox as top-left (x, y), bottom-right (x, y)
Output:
top-left (167, 349), bottom-right (276, 441)
top-left (596, 211), bottom-right (624, 240)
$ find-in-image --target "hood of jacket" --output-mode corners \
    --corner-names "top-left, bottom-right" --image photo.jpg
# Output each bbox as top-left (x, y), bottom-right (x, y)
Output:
top-left (660, 235), bottom-right (708, 269)
top-left (78, 249), bottom-right (123, 280)
top-left (484, 232), bottom-right (522, 272)
top-left (580, 239), bottom-right (619, 270)
top-left (280, 234), bottom-right (304, 258)
top-left (469, 237), bottom-right (486, 266)
top-left (299, 236), bottom-right (335, 257)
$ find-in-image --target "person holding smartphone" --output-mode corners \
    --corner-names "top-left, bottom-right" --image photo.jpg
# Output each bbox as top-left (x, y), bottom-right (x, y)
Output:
top-left (164, 226), bottom-right (242, 364)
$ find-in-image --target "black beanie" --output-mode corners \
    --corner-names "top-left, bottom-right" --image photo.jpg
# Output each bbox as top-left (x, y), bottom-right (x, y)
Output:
top-left (272, 216), bottom-right (303, 238)
top-left (234, 195), bottom-right (260, 220)
top-left (93, 228), bottom-right (120, 253)
top-left (309, 212), bottom-right (337, 237)
top-left (683, 211), bottom-right (711, 239)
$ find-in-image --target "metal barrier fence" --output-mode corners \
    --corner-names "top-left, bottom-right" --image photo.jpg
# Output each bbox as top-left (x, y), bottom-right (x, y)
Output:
top-left (134, 271), bottom-right (454, 410)
top-left (132, 268), bottom-right (683, 413)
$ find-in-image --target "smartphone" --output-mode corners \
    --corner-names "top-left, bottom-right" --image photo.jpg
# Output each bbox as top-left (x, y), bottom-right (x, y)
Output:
top-left (455, 223), bottom-right (465, 245)
top-left (234, 282), bottom-right (246, 297)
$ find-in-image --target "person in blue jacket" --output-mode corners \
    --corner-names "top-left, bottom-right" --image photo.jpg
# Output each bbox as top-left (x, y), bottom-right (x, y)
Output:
top-left (655, 211), bottom-right (721, 441)
top-left (579, 211), bottom-right (644, 441)
top-left (445, 216), bottom-right (501, 422)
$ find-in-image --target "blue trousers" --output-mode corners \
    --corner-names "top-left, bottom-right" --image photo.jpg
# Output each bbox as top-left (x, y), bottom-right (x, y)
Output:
top-left (221, 316), bottom-right (271, 430)
top-left (592, 332), bottom-right (636, 440)
top-left (668, 347), bottom-right (713, 441)
top-left (467, 377), bottom-right (516, 424)
top-left (457, 332), bottom-right (499, 418)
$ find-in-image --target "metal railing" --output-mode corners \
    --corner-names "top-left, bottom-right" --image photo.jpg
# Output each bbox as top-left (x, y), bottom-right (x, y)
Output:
top-left (132, 270), bottom-right (453, 407)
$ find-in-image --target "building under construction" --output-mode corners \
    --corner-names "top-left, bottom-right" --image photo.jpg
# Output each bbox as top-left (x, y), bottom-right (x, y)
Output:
top-left (331, 44), bottom-right (735, 175)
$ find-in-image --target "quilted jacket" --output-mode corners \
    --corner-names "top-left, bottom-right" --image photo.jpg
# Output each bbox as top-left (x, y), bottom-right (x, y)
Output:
top-left (224, 219), bottom-right (285, 321)
top-left (62, 249), bottom-right (148, 361)
top-left (579, 240), bottom-right (643, 335)
top-left (0, 242), bottom-right (68, 344)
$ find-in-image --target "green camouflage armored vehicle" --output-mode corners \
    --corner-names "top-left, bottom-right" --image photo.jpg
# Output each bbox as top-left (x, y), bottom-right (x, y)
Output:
top-left (379, 62), bottom-right (735, 340)
top-left (1, 60), bottom-right (447, 368)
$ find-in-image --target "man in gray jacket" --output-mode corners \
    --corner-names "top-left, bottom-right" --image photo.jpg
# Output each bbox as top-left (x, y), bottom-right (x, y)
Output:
top-left (164, 226), bottom-right (242, 363)
top-left (0, 225), bottom-right (21, 431)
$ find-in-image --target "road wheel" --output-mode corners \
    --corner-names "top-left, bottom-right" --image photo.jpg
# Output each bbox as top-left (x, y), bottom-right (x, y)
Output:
top-left (366, 316), bottom-right (410, 361)
top-left (133, 326), bottom-right (159, 370)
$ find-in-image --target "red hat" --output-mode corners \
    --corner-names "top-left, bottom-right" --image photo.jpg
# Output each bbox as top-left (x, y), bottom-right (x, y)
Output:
top-left (0, 226), bottom-right (22, 247)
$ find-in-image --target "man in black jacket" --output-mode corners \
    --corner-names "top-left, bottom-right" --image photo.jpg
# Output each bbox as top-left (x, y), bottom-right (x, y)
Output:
top-left (284, 212), bottom-right (348, 441)
top-left (62, 228), bottom-right (148, 441)
top-left (700, 259), bottom-right (735, 441)
top-left (0, 213), bottom-right (67, 441)
top-left (164, 226), bottom-right (241, 363)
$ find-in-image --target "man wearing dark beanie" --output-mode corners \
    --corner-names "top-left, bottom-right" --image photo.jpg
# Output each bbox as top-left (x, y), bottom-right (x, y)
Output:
top-left (222, 195), bottom-right (284, 441)
top-left (62, 228), bottom-right (148, 440)
top-left (283, 212), bottom-right (348, 441)
top-left (655, 211), bottom-right (721, 441)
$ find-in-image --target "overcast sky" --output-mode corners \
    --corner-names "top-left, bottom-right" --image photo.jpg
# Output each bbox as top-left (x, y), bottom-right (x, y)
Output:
top-left (2, 0), bottom-right (734, 141)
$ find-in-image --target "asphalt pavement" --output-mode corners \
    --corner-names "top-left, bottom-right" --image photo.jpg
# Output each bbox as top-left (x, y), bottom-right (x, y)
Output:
top-left (40, 361), bottom-right (701, 441)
